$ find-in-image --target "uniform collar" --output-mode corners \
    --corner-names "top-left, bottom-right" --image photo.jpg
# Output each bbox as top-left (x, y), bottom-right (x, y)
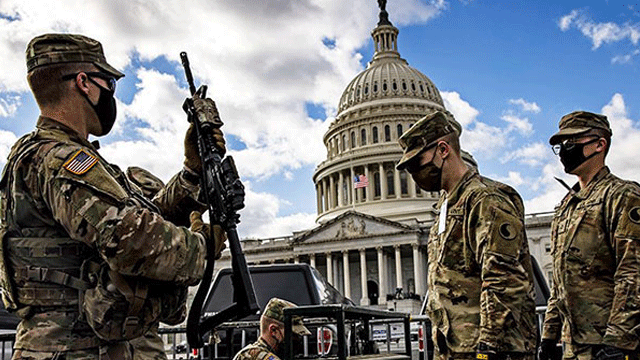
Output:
top-left (257, 336), bottom-right (277, 353)
top-left (36, 116), bottom-right (97, 150)
top-left (441, 168), bottom-right (477, 206)
top-left (570, 166), bottom-right (610, 200)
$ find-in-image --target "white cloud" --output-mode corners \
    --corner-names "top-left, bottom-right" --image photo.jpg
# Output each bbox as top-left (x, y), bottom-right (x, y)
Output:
top-left (0, 129), bottom-right (18, 168)
top-left (611, 49), bottom-right (640, 64)
top-left (239, 182), bottom-right (317, 238)
top-left (501, 113), bottom-right (533, 136)
top-left (508, 98), bottom-right (541, 113)
top-left (0, 94), bottom-right (21, 118)
top-left (441, 90), bottom-right (479, 127)
top-left (501, 142), bottom-right (549, 167)
top-left (558, 9), bottom-right (640, 49)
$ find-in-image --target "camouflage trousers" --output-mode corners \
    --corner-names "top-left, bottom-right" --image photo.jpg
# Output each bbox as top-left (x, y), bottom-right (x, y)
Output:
top-left (12, 335), bottom-right (168, 360)
top-left (563, 343), bottom-right (640, 360)
top-left (434, 350), bottom-right (535, 360)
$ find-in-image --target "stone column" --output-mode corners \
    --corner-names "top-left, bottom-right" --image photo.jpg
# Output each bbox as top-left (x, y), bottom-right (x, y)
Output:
top-left (394, 245), bottom-right (403, 293)
top-left (310, 253), bottom-right (316, 269)
top-left (412, 243), bottom-right (424, 297)
top-left (409, 172), bottom-right (417, 198)
top-left (377, 246), bottom-right (386, 306)
top-left (326, 252), bottom-right (333, 285)
top-left (380, 163), bottom-right (388, 200)
top-left (338, 171), bottom-right (344, 207)
top-left (364, 165), bottom-right (372, 202)
top-left (359, 248), bottom-right (370, 306)
top-left (394, 168), bottom-right (401, 197)
top-left (321, 178), bottom-right (327, 211)
top-left (343, 250), bottom-right (351, 299)
top-left (316, 183), bottom-right (322, 213)
top-left (329, 175), bottom-right (335, 209)
top-left (350, 168), bottom-right (356, 205)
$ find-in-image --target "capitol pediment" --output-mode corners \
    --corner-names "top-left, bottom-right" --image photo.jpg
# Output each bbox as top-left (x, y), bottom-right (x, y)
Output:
top-left (294, 210), bottom-right (416, 244)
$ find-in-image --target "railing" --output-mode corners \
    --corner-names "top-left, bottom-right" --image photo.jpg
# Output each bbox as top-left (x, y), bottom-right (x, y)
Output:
top-left (0, 306), bottom-right (550, 360)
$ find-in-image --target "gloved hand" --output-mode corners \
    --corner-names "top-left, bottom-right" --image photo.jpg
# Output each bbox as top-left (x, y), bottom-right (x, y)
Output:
top-left (183, 98), bottom-right (226, 174)
top-left (594, 346), bottom-right (635, 360)
top-left (477, 342), bottom-right (501, 360)
top-left (189, 211), bottom-right (226, 259)
top-left (538, 339), bottom-right (559, 360)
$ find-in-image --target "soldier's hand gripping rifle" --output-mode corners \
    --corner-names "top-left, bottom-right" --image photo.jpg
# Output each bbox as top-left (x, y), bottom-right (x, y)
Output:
top-left (181, 52), bottom-right (259, 349)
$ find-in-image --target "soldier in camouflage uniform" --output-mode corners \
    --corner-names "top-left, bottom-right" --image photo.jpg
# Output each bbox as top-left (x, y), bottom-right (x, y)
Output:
top-left (234, 298), bottom-right (311, 360)
top-left (539, 111), bottom-right (640, 360)
top-left (0, 33), bottom-right (227, 359)
top-left (397, 111), bottom-right (537, 360)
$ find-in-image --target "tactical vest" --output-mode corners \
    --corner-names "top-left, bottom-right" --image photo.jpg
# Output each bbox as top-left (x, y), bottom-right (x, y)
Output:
top-left (0, 129), bottom-right (174, 342)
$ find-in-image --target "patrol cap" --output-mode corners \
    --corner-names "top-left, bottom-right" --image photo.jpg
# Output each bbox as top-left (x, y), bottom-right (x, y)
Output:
top-left (26, 33), bottom-right (124, 79)
top-left (549, 111), bottom-right (612, 145)
top-left (262, 298), bottom-right (311, 336)
top-left (396, 110), bottom-right (457, 171)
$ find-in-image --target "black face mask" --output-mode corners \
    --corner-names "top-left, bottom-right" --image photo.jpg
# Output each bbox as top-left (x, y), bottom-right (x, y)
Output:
top-left (411, 150), bottom-right (442, 191)
top-left (558, 138), bottom-right (599, 173)
top-left (85, 77), bottom-right (117, 136)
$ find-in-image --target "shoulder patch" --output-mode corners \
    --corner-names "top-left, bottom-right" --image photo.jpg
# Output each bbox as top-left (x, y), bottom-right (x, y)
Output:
top-left (63, 149), bottom-right (98, 175)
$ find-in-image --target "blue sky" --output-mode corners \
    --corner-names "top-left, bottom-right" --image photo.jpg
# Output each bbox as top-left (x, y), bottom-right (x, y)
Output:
top-left (1, 0), bottom-right (639, 238)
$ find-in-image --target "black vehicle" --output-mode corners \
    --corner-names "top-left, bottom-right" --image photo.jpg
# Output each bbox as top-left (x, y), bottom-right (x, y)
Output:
top-left (202, 264), bottom-right (354, 359)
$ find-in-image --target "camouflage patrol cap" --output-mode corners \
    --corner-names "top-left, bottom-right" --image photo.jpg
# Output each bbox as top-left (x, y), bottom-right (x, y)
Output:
top-left (549, 111), bottom-right (612, 145)
top-left (26, 33), bottom-right (124, 79)
top-left (262, 298), bottom-right (311, 336)
top-left (396, 110), bottom-right (457, 170)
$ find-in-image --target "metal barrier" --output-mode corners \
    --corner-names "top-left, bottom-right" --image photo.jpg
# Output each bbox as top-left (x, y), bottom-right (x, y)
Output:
top-left (0, 306), bottom-right (550, 360)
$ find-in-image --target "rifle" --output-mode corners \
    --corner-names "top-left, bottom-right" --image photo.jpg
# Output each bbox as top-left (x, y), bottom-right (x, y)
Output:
top-left (180, 52), bottom-right (259, 349)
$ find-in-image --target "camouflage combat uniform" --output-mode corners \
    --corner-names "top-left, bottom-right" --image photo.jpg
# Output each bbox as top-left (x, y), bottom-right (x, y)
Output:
top-left (542, 167), bottom-right (640, 358)
top-left (234, 337), bottom-right (281, 360)
top-left (426, 170), bottom-right (537, 360)
top-left (0, 117), bottom-right (207, 359)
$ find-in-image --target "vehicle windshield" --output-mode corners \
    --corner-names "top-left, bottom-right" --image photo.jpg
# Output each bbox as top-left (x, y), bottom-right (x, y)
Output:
top-left (204, 269), bottom-right (315, 320)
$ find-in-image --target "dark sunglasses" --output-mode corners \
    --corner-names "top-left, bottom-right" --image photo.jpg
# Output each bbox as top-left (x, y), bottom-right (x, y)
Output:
top-left (61, 72), bottom-right (116, 92)
top-left (551, 135), bottom-right (600, 155)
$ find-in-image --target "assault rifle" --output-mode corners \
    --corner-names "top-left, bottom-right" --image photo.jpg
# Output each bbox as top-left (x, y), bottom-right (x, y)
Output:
top-left (180, 52), bottom-right (259, 349)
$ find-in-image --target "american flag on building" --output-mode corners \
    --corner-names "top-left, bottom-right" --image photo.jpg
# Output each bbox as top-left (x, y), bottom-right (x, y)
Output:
top-left (354, 174), bottom-right (369, 188)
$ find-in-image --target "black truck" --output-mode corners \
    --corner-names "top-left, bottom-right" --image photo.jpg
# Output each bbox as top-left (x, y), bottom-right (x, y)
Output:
top-left (201, 263), bottom-right (411, 360)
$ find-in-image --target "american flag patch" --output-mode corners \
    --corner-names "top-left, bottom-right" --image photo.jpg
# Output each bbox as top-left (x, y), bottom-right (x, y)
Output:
top-left (63, 149), bottom-right (98, 175)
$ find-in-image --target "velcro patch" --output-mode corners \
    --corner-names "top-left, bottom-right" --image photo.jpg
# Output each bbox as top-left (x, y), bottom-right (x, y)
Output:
top-left (63, 149), bottom-right (98, 175)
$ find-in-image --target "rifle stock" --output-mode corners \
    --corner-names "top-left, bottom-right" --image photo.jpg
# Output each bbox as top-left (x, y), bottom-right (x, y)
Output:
top-left (181, 52), bottom-right (259, 349)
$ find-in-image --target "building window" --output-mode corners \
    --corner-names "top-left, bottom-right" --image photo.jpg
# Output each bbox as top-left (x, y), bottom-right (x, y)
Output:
top-left (400, 171), bottom-right (408, 195)
top-left (397, 124), bottom-right (403, 138)
top-left (374, 172), bottom-right (381, 198)
top-left (342, 135), bottom-right (346, 152)
top-left (361, 129), bottom-right (367, 146)
top-left (382, 81), bottom-right (388, 92)
top-left (545, 243), bottom-right (551, 254)
top-left (387, 170), bottom-right (395, 196)
top-left (372, 126), bottom-right (379, 143)
top-left (351, 131), bottom-right (356, 149)
top-left (373, 81), bottom-right (378, 93)
top-left (384, 125), bottom-right (391, 142)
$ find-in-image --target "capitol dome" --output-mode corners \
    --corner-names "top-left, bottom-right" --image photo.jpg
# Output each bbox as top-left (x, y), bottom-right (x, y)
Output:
top-left (313, 8), bottom-right (448, 224)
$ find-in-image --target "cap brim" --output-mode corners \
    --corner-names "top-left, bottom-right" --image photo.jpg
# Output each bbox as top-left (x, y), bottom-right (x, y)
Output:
top-left (549, 127), bottom-right (590, 145)
top-left (94, 61), bottom-right (125, 79)
top-left (293, 324), bottom-right (311, 337)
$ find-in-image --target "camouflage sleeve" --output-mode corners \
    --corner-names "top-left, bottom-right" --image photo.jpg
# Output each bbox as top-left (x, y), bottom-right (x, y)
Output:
top-left (602, 185), bottom-right (640, 350)
top-left (152, 171), bottom-right (206, 227)
top-left (541, 218), bottom-right (562, 341)
top-left (541, 276), bottom-right (562, 341)
top-left (40, 145), bottom-right (206, 286)
top-left (470, 192), bottom-right (534, 349)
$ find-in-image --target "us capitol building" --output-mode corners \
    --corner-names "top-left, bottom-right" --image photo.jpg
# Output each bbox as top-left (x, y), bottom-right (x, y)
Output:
top-left (214, 4), bottom-right (554, 313)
